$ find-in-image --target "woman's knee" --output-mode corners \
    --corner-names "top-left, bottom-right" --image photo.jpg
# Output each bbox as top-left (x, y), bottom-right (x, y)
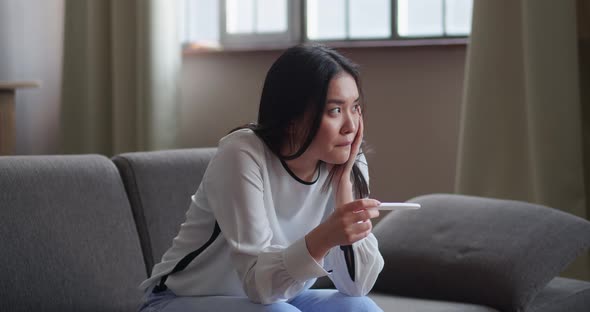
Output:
top-left (345, 296), bottom-right (383, 312)
top-left (263, 302), bottom-right (302, 312)
top-left (290, 290), bottom-right (382, 312)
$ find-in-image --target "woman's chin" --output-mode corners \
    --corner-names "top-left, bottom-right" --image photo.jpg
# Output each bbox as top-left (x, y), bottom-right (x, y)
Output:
top-left (323, 154), bottom-right (350, 165)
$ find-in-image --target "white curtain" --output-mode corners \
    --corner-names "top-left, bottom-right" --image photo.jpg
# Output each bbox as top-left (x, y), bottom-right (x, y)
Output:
top-left (456, 0), bottom-right (588, 280)
top-left (61, 0), bottom-right (181, 155)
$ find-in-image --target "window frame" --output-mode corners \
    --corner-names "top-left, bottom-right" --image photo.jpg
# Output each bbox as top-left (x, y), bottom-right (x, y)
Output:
top-left (304, 0), bottom-right (470, 42)
top-left (181, 0), bottom-right (470, 53)
top-left (219, 0), bottom-right (302, 50)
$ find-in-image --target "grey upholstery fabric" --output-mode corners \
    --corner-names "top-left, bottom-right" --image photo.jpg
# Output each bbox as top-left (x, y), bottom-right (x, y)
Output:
top-left (528, 277), bottom-right (590, 312)
top-left (370, 277), bottom-right (589, 312)
top-left (372, 194), bottom-right (590, 312)
top-left (0, 155), bottom-right (145, 312)
top-left (368, 293), bottom-right (499, 312)
top-left (113, 148), bottom-right (217, 275)
top-left (110, 148), bottom-right (590, 311)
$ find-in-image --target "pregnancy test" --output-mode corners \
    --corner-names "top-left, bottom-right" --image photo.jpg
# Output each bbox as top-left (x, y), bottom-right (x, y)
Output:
top-left (376, 202), bottom-right (421, 211)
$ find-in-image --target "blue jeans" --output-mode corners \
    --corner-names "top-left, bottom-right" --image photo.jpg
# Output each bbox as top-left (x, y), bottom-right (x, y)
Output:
top-left (139, 287), bottom-right (383, 312)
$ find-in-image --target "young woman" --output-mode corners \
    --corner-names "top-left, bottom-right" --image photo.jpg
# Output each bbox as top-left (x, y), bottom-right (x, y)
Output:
top-left (138, 44), bottom-right (384, 312)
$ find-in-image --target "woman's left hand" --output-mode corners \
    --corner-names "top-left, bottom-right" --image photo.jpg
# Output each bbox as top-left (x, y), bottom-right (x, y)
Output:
top-left (334, 117), bottom-right (363, 207)
top-left (306, 117), bottom-right (367, 262)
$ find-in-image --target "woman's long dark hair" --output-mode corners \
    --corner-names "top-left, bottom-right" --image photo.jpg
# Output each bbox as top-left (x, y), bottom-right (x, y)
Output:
top-left (231, 44), bottom-right (369, 199)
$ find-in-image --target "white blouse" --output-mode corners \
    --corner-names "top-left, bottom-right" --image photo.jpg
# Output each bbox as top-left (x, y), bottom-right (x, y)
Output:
top-left (139, 129), bottom-right (384, 304)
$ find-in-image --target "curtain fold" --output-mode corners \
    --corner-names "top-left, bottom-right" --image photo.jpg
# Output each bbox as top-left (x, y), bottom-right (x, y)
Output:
top-left (456, 0), bottom-right (588, 280)
top-left (61, 0), bottom-right (180, 155)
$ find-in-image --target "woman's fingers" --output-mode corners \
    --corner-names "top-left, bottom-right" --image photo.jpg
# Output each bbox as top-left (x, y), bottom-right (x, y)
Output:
top-left (354, 117), bottom-right (363, 147)
top-left (343, 117), bottom-right (364, 173)
top-left (340, 198), bottom-right (380, 212)
top-left (351, 118), bottom-right (363, 153)
top-left (344, 220), bottom-right (373, 244)
top-left (331, 199), bottom-right (379, 244)
top-left (351, 208), bottom-right (380, 223)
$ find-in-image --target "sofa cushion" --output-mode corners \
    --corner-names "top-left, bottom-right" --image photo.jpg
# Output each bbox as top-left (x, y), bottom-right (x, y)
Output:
top-left (372, 194), bottom-right (590, 312)
top-left (370, 277), bottom-right (590, 312)
top-left (113, 148), bottom-right (217, 275)
top-left (368, 293), bottom-right (499, 312)
top-left (0, 155), bottom-right (146, 311)
top-left (528, 277), bottom-right (590, 312)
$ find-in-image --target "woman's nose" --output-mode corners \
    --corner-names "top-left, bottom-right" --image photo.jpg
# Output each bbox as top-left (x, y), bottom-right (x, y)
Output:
top-left (341, 113), bottom-right (357, 134)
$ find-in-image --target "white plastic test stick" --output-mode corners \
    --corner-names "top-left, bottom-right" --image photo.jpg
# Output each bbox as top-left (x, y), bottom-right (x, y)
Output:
top-left (375, 202), bottom-right (421, 211)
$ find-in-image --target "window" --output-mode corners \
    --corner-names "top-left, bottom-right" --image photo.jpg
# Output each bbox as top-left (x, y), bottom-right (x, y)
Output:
top-left (221, 0), bottom-right (301, 49)
top-left (306, 0), bottom-right (392, 40)
top-left (397, 0), bottom-right (473, 37)
top-left (179, 0), bottom-right (472, 50)
top-left (179, 0), bottom-right (220, 47)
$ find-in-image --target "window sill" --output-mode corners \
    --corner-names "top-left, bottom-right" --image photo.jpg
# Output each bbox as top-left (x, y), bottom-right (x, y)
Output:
top-left (182, 38), bottom-right (469, 55)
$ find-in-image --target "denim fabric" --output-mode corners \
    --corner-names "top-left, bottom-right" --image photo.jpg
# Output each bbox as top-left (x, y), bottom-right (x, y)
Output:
top-left (139, 287), bottom-right (383, 312)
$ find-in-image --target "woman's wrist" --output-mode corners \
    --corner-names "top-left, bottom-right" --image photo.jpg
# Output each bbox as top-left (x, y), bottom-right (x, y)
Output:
top-left (305, 225), bottom-right (332, 263)
top-left (336, 180), bottom-right (354, 207)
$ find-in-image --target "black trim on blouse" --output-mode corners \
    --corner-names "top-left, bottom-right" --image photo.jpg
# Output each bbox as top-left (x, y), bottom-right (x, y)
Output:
top-left (153, 221), bottom-right (221, 293)
top-left (340, 245), bottom-right (356, 281)
top-left (280, 159), bottom-right (321, 185)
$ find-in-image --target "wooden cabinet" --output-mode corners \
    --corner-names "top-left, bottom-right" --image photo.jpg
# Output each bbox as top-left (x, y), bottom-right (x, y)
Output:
top-left (0, 81), bottom-right (40, 155)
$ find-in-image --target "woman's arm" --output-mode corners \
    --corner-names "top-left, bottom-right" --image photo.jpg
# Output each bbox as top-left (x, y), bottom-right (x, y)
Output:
top-left (309, 153), bottom-right (384, 296)
top-left (204, 135), bottom-right (329, 304)
top-left (306, 118), bottom-right (385, 296)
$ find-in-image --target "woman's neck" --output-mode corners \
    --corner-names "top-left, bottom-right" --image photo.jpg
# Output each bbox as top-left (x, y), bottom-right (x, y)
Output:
top-left (284, 155), bottom-right (319, 182)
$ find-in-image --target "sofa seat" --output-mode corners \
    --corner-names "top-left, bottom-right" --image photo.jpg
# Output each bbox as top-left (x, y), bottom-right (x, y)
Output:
top-left (527, 277), bottom-right (590, 312)
top-left (368, 277), bottom-right (590, 312)
top-left (368, 293), bottom-right (498, 311)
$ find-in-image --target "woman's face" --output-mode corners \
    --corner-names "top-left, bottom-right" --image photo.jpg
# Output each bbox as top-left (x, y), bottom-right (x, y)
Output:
top-left (305, 72), bottom-right (361, 165)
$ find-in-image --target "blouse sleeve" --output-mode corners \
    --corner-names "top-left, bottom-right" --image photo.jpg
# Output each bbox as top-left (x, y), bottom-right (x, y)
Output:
top-left (202, 134), bottom-right (329, 304)
top-left (323, 152), bottom-right (384, 296)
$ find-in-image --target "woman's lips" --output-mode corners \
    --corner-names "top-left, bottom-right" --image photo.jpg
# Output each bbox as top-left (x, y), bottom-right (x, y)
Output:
top-left (336, 141), bottom-right (352, 147)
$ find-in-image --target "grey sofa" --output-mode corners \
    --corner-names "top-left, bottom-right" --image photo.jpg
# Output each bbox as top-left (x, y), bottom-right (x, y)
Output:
top-left (1, 148), bottom-right (589, 311)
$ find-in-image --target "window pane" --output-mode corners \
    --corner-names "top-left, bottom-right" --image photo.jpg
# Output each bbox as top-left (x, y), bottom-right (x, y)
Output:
top-left (185, 0), bottom-right (219, 43)
top-left (349, 0), bottom-right (390, 39)
top-left (445, 0), bottom-right (472, 35)
top-left (226, 0), bottom-right (254, 34)
top-left (306, 0), bottom-right (346, 40)
top-left (178, 0), bottom-right (187, 43)
top-left (256, 0), bottom-right (287, 33)
top-left (397, 0), bottom-right (443, 37)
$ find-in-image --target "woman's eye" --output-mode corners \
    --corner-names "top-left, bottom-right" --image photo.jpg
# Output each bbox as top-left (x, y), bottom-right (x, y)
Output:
top-left (329, 107), bottom-right (341, 114)
top-left (353, 104), bottom-right (361, 113)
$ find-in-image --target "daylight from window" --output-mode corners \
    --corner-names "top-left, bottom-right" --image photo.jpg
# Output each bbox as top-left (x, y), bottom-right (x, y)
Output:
top-left (179, 0), bottom-right (472, 48)
top-left (398, 0), bottom-right (472, 37)
top-left (226, 0), bottom-right (288, 34)
top-left (307, 0), bottom-right (391, 40)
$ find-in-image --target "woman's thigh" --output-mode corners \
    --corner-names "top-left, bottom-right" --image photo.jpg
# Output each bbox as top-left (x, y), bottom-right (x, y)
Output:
top-left (288, 289), bottom-right (383, 312)
top-left (164, 296), bottom-right (301, 312)
top-left (140, 289), bottom-right (301, 312)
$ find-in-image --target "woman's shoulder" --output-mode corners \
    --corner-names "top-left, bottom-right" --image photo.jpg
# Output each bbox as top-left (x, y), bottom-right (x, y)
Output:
top-left (219, 128), bottom-right (263, 148)
top-left (216, 128), bottom-right (267, 160)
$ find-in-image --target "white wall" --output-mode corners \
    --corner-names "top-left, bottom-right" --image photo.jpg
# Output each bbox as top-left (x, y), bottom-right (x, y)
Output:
top-left (0, 0), bottom-right (64, 155)
top-left (180, 45), bottom-right (467, 202)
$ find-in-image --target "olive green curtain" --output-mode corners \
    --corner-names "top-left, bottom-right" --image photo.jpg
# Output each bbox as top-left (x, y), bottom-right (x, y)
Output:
top-left (61, 0), bottom-right (181, 155)
top-left (456, 0), bottom-right (589, 280)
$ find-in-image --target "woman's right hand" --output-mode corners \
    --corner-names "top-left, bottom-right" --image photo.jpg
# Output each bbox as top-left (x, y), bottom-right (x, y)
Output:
top-left (305, 198), bottom-right (380, 262)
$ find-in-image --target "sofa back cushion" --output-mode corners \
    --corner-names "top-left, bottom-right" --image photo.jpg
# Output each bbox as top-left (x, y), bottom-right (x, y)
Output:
top-left (113, 148), bottom-right (217, 275)
top-left (0, 155), bottom-right (146, 311)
